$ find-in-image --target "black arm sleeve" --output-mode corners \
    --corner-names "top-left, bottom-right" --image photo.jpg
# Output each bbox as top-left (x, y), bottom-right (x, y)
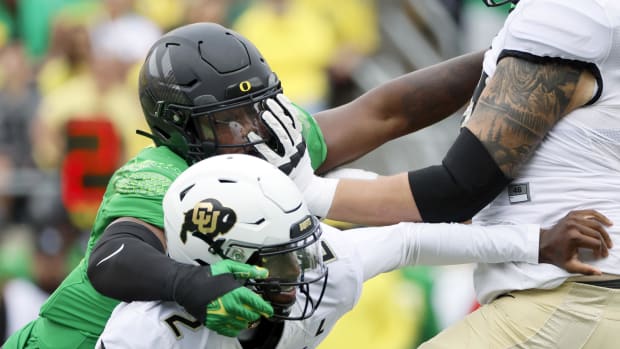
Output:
top-left (87, 220), bottom-right (241, 323)
top-left (408, 127), bottom-right (513, 223)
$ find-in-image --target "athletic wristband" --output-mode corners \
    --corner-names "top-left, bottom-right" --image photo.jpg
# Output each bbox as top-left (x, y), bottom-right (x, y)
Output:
top-left (408, 127), bottom-right (512, 222)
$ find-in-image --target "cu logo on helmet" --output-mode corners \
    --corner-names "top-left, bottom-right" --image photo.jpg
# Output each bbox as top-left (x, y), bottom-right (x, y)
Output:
top-left (180, 198), bottom-right (236, 243)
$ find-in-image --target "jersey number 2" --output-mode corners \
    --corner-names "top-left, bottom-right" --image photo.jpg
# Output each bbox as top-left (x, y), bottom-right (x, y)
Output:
top-left (164, 314), bottom-right (202, 338)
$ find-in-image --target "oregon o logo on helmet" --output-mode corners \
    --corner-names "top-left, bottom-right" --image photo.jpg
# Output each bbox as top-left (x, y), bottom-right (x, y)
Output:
top-left (239, 80), bottom-right (252, 92)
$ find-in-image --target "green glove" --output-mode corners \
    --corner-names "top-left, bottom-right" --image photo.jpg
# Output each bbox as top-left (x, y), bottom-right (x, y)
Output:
top-left (206, 260), bottom-right (274, 337)
top-left (210, 259), bottom-right (270, 280)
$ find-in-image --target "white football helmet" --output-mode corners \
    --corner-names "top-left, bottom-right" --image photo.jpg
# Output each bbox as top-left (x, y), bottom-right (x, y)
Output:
top-left (163, 154), bottom-right (327, 320)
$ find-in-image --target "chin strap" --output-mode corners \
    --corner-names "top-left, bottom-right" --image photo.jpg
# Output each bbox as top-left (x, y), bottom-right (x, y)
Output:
top-left (136, 129), bottom-right (156, 141)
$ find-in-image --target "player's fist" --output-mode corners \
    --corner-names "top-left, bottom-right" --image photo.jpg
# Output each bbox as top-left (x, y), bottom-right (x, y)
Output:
top-left (210, 259), bottom-right (269, 279)
top-left (205, 260), bottom-right (274, 337)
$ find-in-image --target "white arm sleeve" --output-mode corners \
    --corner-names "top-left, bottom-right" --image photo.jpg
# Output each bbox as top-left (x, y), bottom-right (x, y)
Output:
top-left (341, 222), bottom-right (540, 282)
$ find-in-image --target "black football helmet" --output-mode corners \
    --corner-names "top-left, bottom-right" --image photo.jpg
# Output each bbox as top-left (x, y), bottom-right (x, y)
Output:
top-left (138, 22), bottom-right (282, 164)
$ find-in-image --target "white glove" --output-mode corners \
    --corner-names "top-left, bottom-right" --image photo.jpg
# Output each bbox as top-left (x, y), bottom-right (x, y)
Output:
top-left (250, 94), bottom-right (338, 218)
top-left (248, 94), bottom-right (305, 175)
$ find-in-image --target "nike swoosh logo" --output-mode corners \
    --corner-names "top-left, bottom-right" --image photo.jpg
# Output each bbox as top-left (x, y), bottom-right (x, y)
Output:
top-left (96, 244), bottom-right (125, 267)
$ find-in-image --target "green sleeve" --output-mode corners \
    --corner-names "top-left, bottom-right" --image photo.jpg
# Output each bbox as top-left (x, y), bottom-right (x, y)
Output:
top-left (86, 147), bottom-right (187, 258)
top-left (294, 104), bottom-right (327, 170)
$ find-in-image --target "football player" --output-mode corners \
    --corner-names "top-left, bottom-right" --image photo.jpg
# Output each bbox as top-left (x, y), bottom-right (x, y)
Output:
top-left (256, 1), bottom-right (620, 347)
top-left (96, 154), bottom-right (611, 349)
top-left (5, 13), bottom-right (614, 348)
top-left (2, 22), bottom-right (486, 349)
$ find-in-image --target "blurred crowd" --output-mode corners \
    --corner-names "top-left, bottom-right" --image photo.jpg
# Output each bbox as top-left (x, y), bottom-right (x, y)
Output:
top-left (0, 0), bottom-right (509, 347)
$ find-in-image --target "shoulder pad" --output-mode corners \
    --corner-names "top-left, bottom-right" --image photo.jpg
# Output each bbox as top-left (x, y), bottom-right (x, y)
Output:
top-left (504, 0), bottom-right (611, 63)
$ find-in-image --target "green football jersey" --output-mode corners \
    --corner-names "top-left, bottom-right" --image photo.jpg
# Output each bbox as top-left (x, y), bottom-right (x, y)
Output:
top-left (4, 146), bottom-right (187, 348)
top-left (3, 109), bottom-right (327, 348)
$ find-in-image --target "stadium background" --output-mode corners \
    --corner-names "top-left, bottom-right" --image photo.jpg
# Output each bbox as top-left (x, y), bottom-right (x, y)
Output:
top-left (0, 0), bottom-right (509, 346)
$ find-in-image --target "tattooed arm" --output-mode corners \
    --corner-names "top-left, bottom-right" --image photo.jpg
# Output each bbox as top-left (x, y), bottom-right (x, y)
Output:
top-left (311, 56), bottom-right (596, 226)
top-left (464, 56), bottom-right (597, 178)
top-left (314, 51), bottom-right (484, 174)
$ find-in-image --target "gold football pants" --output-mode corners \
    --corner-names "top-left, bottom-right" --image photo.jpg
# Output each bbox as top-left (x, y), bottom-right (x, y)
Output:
top-left (419, 281), bottom-right (620, 349)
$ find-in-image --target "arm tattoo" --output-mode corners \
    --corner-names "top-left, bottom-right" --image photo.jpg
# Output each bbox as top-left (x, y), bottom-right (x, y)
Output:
top-left (466, 56), bottom-right (583, 178)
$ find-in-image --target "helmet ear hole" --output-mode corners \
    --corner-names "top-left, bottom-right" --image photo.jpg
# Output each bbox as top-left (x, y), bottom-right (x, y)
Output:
top-left (172, 113), bottom-right (184, 125)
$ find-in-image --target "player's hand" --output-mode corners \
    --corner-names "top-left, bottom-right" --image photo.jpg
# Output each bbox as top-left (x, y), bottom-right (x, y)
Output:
top-left (538, 209), bottom-right (613, 275)
top-left (210, 259), bottom-right (270, 280)
top-left (250, 94), bottom-right (338, 218)
top-left (249, 93), bottom-right (306, 175)
top-left (206, 260), bottom-right (274, 337)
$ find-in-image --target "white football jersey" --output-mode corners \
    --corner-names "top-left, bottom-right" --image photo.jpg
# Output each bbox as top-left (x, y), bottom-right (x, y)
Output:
top-left (96, 221), bottom-right (540, 348)
top-left (472, 0), bottom-right (620, 304)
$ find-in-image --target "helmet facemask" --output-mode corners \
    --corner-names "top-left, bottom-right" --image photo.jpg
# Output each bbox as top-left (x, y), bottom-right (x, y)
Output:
top-left (151, 86), bottom-right (282, 164)
top-left (217, 216), bottom-right (328, 321)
